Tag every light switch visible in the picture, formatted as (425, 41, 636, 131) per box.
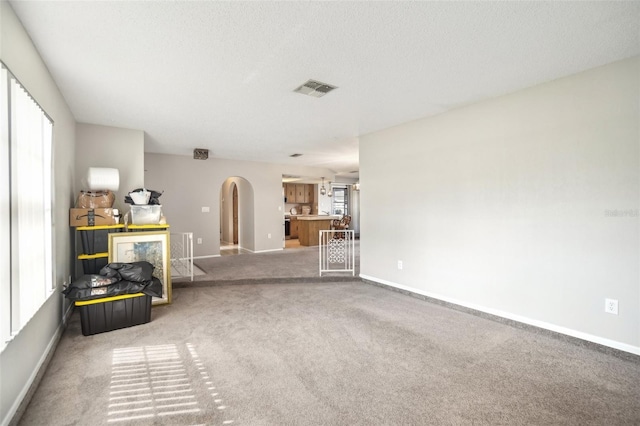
(201, 206, 210, 213)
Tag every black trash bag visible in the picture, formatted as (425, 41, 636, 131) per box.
(100, 261, 154, 283)
(61, 274, 119, 291)
(63, 261, 163, 302)
(144, 277, 163, 298)
(63, 279, 149, 301)
(124, 188, 163, 205)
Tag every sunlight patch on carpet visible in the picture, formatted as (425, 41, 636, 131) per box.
(108, 343, 233, 424)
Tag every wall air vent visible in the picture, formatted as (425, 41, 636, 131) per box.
(293, 79, 338, 98)
(193, 148, 209, 160)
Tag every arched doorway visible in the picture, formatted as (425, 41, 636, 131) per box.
(220, 177, 255, 253)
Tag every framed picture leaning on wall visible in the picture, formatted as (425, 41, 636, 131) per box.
(108, 231, 171, 305)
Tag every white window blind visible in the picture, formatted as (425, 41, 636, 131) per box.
(0, 67, 10, 349)
(1, 63, 54, 350)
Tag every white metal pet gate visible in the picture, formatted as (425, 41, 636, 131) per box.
(319, 230, 355, 276)
(170, 232, 194, 281)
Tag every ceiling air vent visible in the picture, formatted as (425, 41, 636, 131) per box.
(290, 153, 303, 157)
(294, 79, 338, 98)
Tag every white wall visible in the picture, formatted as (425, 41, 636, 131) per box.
(75, 123, 144, 212)
(350, 188, 360, 236)
(144, 153, 335, 256)
(361, 57, 640, 354)
(236, 178, 255, 250)
(0, 1, 77, 424)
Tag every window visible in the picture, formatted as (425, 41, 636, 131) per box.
(1, 62, 54, 351)
(331, 185, 348, 217)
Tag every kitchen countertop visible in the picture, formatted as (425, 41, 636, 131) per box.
(296, 215, 340, 221)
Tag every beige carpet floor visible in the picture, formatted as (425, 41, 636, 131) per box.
(17, 278, 640, 425)
(188, 240, 360, 284)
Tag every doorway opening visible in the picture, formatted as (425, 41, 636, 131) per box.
(220, 177, 255, 255)
(232, 184, 238, 244)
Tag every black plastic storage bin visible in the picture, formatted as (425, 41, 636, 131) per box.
(75, 293, 152, 336)
(78, 253, 109, 274)
(78, 225, 124, 255)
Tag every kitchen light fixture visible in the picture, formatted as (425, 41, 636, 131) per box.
(327, 181, 333, 198)
(320, 177, 327, 196)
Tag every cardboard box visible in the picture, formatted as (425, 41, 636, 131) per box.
(76, 190, 116, 208)
(70, 208, 115, 227)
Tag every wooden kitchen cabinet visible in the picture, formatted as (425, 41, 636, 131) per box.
(285, 184, 296, 203)
(290, 217, 299, 238)
(297, 217, 333, 246)
(284, 183, 314, 204)
(295, 184, 306, 203)
(305, 185, 314, 204)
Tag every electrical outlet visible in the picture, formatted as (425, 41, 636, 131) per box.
(197, 238, 203, 244)
(397, 260, 403, 270)
(605, 298, 618, 315)
(268, 233, 272, 239)
(201, 206, 210, 213)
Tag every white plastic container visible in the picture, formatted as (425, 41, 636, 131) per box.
(129, 189, 151, 205)
(130, 205, 162, 225)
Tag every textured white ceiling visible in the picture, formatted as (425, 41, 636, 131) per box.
(8, 1, 640, 176)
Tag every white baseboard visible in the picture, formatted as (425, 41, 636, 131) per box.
(250, 248, 284, 254)
(360, 274, 640, 356)
(193, 254, 220, 259)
